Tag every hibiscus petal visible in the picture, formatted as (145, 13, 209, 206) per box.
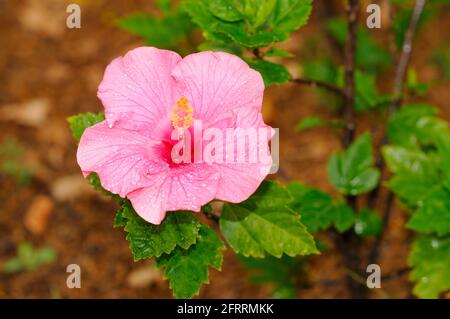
(171, 51, 264, 125)
(77, 121, 168, 197)
(212, 107, 273, 203)
(98, 47, 181, 137)
(128, 164, 220, 224)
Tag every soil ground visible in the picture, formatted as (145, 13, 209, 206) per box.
(0, 0, 448, 298)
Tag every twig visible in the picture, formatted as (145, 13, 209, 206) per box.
(342, 0, 358, 149)
(367, 0, 426, 266)
(291, 78, 346, 97)
(391, 0, 426, 113)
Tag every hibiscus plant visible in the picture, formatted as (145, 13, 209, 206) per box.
(68, 0, 450, 299)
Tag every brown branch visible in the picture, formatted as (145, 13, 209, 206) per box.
(337, 0, 364, 299)
(342, 0, 358, 149)
(291, 78, 345, 97)
(367, 0, 426, 266)
(391, 0, 426, 113)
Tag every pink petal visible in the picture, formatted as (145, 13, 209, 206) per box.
(212, 107, 273, 203)
(77, 121, 168, 197)
(98, 47, 182, 137)
(171, 51, 264, 126)
(127, 164, 220, 224)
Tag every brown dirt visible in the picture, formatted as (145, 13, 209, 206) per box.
(0, 0, 448, 298)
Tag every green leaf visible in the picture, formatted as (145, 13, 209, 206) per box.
(354, 208, 382, 237)
(249, 0, 277, 29)
(3, 242, 56, 274)
(387, 175, 436, 208)
(287, 183, 335, 233)
(239, 254, 302, 299)
(295, 116, 325, 131)
(118, 11, 195, 49)
(248, 59, 290, 86)
(118, 201, 201, 260)
(67, 112, 104, 142)
(269, 0, 312, 35)
(407, 185, 450, 236)
(184, 0, 311, 48)
(354, 71, 379, 111)
(327, 133, 380, 195)
(409, 236, 450, 298)
(209, 0, 243, 22)
(265, 47, 294, 58)
(220, 180, 317, 258)
(287, 182, 355, 233)
(382, 145, 438, 177)
(355, 29, 391, 73)
(334, 202, 357, 233)
(387, 104, 448, 148)
(157, 225, 225, 299)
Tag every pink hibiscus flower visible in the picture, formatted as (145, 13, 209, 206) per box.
(77, 47, 272, 224)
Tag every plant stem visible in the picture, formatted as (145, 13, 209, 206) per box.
(338, 0, 364, 299)
(367, 0, 426, 267)
(391, 0, 426, 113)
(291, 78, 345, 97)
(342, 0, 358, 148)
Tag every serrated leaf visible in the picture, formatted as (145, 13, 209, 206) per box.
(287, 183, 335, 233)
(247, 0, 277, 29)
(270, 0, 312, 35)
(220, 180, 317, 258)
(118, 201, 201, 260)
(67, 112, 104, 142)
(209, 0, 243, 22)
(184, 0, 311, 48)
(387, 175, 436, 208)
(157, 225, 224, 299)
(387, 104, 447, 148)
(287, 182, 356, 233)
(409, 236, 450, 298)
(382, 145, 439, 177)
(407, 185, 450, 236)
(354, 208, 382, 237)
(327, 133, 380, 195)
(248, 59, 290, 86)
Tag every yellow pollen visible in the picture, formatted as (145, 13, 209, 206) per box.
(170, 97, 193, 129)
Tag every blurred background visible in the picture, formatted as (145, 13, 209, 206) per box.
(0, 0, 449, 298)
